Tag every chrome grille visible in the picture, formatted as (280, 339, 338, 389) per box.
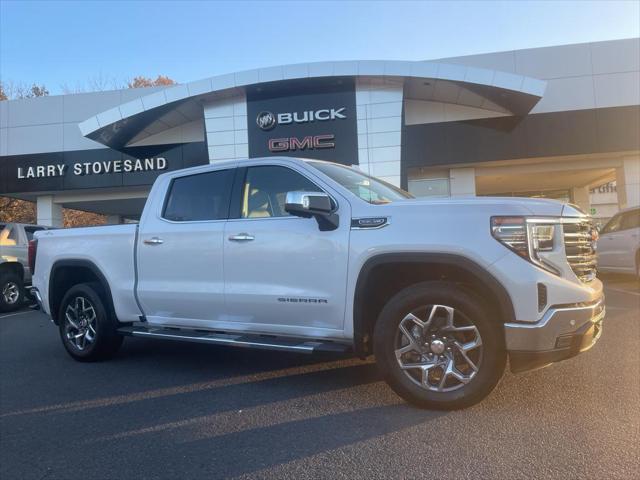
(563, 219, 597, 282)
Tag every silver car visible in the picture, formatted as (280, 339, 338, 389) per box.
(596, 207, 640, 278)
(0, 223, 51, 312)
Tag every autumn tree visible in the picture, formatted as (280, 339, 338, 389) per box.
(127, 75, 176, 89)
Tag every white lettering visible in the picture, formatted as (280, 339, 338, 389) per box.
(56, 164, 65, 176)
(17, 167, 25, 179)
(74, 163, 82, 175)
(278, 112, 292, 124)
(157, 157, 167, 170)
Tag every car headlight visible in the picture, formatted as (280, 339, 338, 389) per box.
(491, 217, 560, 274)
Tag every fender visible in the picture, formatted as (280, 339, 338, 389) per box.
(353, 252, 516, 356)
(49, 259, 116, 324)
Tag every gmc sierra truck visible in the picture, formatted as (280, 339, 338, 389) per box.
(30, 157, 604, 409)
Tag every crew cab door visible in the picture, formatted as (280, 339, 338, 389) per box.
(223, 164, 350, 335)
(136, 167, 235, 327)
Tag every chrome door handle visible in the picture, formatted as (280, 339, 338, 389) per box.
(228, 233, 255, 242)
(143, 237, 164, 245)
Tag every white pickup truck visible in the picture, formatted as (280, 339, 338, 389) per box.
(31, 157, 605, 409)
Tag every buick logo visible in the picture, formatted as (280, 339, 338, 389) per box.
(256, 111, 276, 131)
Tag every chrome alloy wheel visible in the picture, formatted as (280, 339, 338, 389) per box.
(64, 296, 98, 351)
(2, 282, 20, 305)
(395, 304, 483, 392)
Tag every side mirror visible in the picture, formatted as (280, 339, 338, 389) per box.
(285, 191, 339, 231)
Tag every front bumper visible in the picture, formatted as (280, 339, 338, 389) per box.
(504, 296, 605, 373)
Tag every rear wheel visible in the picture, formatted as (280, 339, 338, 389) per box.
(0, 272, 24, 313)
(374, 281, 506, 410)
(58, 283, 123, 361)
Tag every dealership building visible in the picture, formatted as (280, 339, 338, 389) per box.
(1, 37, 638, 226)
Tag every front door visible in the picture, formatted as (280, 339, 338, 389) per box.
(136, 167, 235, 327)
(223, 164, 351, 337)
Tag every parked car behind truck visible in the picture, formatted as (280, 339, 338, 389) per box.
(596, 206, 640, 278)
(30, 157, 605, 409)
(0, 223, 51, 312)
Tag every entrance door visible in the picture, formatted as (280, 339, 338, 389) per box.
(223, 164, 350, 336)
(136, 167, 235, 327)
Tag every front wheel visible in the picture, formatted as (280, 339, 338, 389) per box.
(58, 283, 123, 361)
(374, 281, 506, 410)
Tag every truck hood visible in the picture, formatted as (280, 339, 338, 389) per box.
(386, 196, 585, 217)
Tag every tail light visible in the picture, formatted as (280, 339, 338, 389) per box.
(28, 239, 38, 274)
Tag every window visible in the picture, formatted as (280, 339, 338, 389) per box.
(163, 169, 234, 221)
(601, 214, 623, 234)
(408, 178, 450, 198)
(241, 166, 322, 218)
(308, 162, 412, 204)
(620, 209, 640, 231)
(24, 227, 46, 241)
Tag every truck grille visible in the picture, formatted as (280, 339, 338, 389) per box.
(563, 219, 597, 282)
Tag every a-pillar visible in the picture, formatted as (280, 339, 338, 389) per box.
(36, 195, 63, 227)
(616, 155, 640, 209)
(449, 168, 476, 196)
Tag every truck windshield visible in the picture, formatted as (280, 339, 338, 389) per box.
(308, 161, 413, 205)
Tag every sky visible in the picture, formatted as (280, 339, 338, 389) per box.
(1, 0, 639, 95)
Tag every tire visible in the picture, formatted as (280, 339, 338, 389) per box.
(373, 281, 506, 410)
(0, 271, 24, 313)
(58, 282, 123, 361)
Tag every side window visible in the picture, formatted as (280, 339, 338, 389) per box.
(24, 227, 45, 241)
(601, 214, 622, 234)
(163, 169, 234, 221)
(241, 166, 323, 219)
(620, 210, 640, 231)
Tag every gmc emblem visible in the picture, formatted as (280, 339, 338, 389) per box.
(268, 134, 335, 152)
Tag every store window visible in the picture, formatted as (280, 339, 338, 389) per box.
(408, 178, 450, 198)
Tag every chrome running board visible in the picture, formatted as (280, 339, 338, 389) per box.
(117, 325, 352, 354)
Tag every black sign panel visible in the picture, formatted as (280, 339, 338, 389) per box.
(247, 77, 358, 165)
(0, 142, 208, 194)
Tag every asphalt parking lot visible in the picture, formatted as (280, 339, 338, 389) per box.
(1, 276, 638, 480)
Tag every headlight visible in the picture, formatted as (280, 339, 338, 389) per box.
(491, 217, 560, 274)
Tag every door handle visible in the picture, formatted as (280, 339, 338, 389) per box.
(143, 237, 164, 245)
(228, 233, 255, 242)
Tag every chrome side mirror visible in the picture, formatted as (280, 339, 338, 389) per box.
(285, 191, 338, 231)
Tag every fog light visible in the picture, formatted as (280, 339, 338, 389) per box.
(555, 335, 573, 349)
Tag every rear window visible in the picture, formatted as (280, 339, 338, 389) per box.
(163, 169, 235, 222)
(24, 226, 46, 241)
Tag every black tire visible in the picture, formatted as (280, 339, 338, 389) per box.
(0, 271, 24, 313)
(58, 282, 123, 361)
(373, 281, 506, 410)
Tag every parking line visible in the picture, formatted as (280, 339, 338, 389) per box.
(0, 310, 33, 319)
(605, 287, 640, 297)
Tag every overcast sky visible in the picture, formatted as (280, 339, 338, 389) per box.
(1, 0, 639, 95)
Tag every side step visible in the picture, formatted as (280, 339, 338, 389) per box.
(117, 325, 352, 354)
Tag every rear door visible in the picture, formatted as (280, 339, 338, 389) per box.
(136, 167, 236, 328)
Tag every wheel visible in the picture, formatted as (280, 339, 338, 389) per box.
(58, 283, 123, 361)
(373, 281, 506, 410)
(0, 271, 24, 313)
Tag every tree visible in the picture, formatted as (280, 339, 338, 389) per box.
(127, 75, 176, 89)
(0, 196, 107, 227)
(0, 81, 49, 99)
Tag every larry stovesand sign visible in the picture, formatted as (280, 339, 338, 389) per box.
(17, 157, 167, 179)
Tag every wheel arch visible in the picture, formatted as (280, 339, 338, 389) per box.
(0, 261, 25, 281)
(49, 259, 116, 325)
(353, 253, 515, 357)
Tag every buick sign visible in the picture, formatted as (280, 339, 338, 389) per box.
(256, 108, 347, 130)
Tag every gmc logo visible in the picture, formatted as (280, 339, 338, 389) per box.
(268, 135, 336, 152)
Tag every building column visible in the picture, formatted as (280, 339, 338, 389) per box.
(204, 94, 248, 163)
(36, 195, 63, 227)
(449, 168, 476, 196)
(106, 215, 122, 225)
(356, 78, 403, 187)
(616, 155, 640, 209)
(570, 186, 591, 213)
